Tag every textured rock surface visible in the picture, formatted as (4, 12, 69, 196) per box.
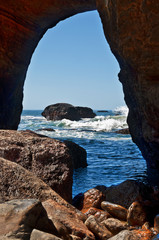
(0, 0, 159, 178)
(30, 229, 62, 240)
(127, 201, 147, 226)
(96, 0, 159, 180)
(42, 103, 96, 121)
(101, 201, 127, 221)
(42, 199, 95, 240)
(0, 130, 73, 202)
(0, 199, 58, 239)
(0, 157, 86, 224)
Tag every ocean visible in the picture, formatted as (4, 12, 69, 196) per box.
(18, 106, 147, 197)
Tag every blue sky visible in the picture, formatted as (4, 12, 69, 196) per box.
(23, 10, 125, 110)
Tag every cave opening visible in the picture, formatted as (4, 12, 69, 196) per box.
(19, 10, 146, 195)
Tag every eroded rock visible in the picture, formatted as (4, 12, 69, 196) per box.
(127, 201, 147, 227)
(30, 229, 62, 240)
(102, 218, 128, 235)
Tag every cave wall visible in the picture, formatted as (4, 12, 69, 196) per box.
(0, 0, 159, 179)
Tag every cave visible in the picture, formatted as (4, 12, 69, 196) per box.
(0, 0, 159, 183)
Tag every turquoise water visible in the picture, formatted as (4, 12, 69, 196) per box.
(19, 107, 147, 197)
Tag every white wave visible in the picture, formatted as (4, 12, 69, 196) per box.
(114, 106, 128, 116)
(54, 115, 128, 132)
(21, 115, 45, 120)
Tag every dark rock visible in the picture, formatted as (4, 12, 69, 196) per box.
(37, 128, 55, 132)
(97, 110, 108, 113)
(154, 215, 159, 234)
(42, 103, 96, 121)
(0, 130, 73, 202)
(103, 180, 151, 209)
(101, 201, 127, 221)
(64, 140, 87, 169)
(115, 128, 130, 134)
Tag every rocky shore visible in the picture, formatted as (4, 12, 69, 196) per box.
(0, 130, 159, 239)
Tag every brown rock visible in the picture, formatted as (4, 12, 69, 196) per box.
(42, 199, 95, 240)
(102, 218, 128, 235)
(0, 130, 73, 202)
(101, 201, 127, 221)
(84, 207, 111, 222)
(85, 215, 113, 240)
(42, 103, 96, 121)
(133, 229, 154, 240)
(127, 201, 147, 226)
(30, 229, 62, 240)
(154, 215, 159, 233)
(73, 188, 105, 213)
(0, 157, 86, 223)
(0, 199, 57, 239)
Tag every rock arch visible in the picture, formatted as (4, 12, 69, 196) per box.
(0, 0, 159, 180)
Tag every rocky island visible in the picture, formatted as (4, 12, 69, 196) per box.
(42, 103, 96, 121)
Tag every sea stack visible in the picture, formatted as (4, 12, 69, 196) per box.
(42, 103, 96, 121)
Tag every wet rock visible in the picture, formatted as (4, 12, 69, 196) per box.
(73, 188, 105, 213)
(0, 130, 73, 202)
(133, 229, 154, 240)
(85, 215, 113, 240)
(101, 201, 127, 221)
(154, 215, 159, 233)
(127, 201, 147, 226)
(102, 218, 128, 235)
(0, 199, 57, 239)
(30, 229, 62, 240)
(64, 140, 87, 169)
(103, 180, 151, 209)
(0, 157, 85, 223)
(84, 207, 111, 222)
(42, 103, 96, 121)
(115, 128, 130, 134)
(42, 199, 95, 240)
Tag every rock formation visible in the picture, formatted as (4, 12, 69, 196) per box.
(0, 1, 159, 180)
(42, 103, 96, 121)
(0, 130, 87, 202)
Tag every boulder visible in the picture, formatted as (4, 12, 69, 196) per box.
(108, 230, 139, 240)
(127, 201, 147, 226)
(41, 103, 96, 121)
(102, 218, 128, 235)
(73, 188, 105, 213)
(64, 140, 87, 169)
(100, 180, 151, 209)
(0, 130, 73, 202)
(0, 157, 86, 223)
(0, 199, 58, 239)
(30, 229, 62, 240)
(85, 215, 113, 239)
(84, 207, 111, 222)
(101, 201, 127, 221)
(42, 199, 95, 240)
